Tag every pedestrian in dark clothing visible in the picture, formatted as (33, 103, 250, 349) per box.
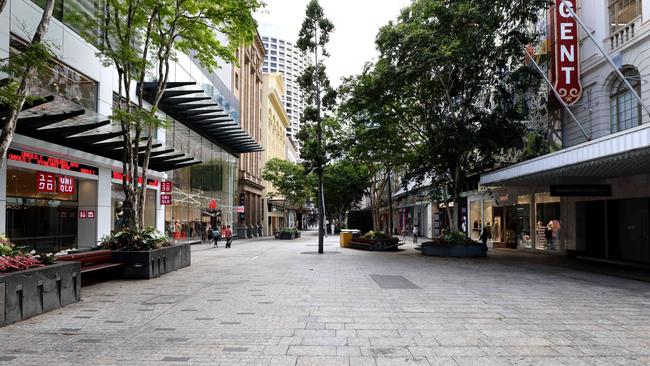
(479, 227, 491, 245)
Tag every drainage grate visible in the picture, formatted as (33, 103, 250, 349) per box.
(162, 357, 190, 362)
(369, 275, 421, 289)
(0, 356, 16, 361)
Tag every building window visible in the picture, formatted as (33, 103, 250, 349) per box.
(609, 0, 642, 33)
(610, 68, 641, 133)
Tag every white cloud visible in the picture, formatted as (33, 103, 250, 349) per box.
(255, 0, 410, 87)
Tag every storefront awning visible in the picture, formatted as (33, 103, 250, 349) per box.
(0, 80, 202, 172)
(140, 82, 263, 156)
(480, 125, 650, 186)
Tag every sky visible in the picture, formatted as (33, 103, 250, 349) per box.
(255, 0, 411, 87)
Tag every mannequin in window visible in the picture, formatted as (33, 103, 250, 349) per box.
(114, 202, 124, 230)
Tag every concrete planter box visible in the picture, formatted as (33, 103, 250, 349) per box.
(421, 241, 488, 257)
(1, 262, 81, 327)
(349, 237, 400, 251)
(111, 243, 191, 279)
(275, 232, 297, 240)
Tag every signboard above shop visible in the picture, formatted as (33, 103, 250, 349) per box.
(550, 0, 582, 105)
(8, 149, 98, 175)
(550, 185, 612, 197)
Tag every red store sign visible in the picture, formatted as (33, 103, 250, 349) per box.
(57, 175, 75, 194)
(8, 149, 98, 175)
(161, 181, 173, 193)
(160, 194, 172, 205)
(36, 172, 56, 193)
(551, 0, 582, 105)
(112, 171, 159, 188)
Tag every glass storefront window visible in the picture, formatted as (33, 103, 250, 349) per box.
(483, 200, 493, 242)
(5, 167, 79, 252)
(469, 200, 481, 240)
(164, 121, 237, 242)
(516, 195, 532, 249)
(535, 193, 561, 251)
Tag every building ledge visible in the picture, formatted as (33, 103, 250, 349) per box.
(480, 124, 650, 186)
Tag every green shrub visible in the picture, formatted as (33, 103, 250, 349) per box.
(279, 227, 298, 234)
(101, 227, 169, 251)
(363, 230, 388, 239)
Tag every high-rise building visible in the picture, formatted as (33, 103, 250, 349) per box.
(260, 34, 310, 154)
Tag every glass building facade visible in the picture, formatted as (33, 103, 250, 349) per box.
(163, 122, 237, 242)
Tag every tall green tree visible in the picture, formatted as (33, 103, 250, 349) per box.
(76, 0, 261, 229)
(0, 0, 56, 169)
(374, 0, 547, 232)
(338, 64, 410, 234)
(262, 158, 314, 227)
(296, 0, 335, 253)
(323, 159, 370, 229)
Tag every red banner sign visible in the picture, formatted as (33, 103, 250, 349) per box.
(161, 181, 173, 193)
(57, 175, 75, 194)
(160, 194, 172, 205)
(36, 172, 56, 193)
(209, 198, 218, 210)
(112, 171, 159, 188)
(8, 149, 97, 175)
(552, 0, 582, 105)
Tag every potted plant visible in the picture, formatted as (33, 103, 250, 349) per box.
(349, 231, 400, 251)
(1, 235, 80, 327)
(102, 227, 191, 279)
(275, 227, 299, 240)
(420, 232, 488, 257)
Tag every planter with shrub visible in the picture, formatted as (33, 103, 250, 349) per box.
(1, 235, 80, 327)
(421, 232, 487, 257)
(102, 227, 191, 279)
(274, 227, 299, 240)
(349, 231, 401, 251)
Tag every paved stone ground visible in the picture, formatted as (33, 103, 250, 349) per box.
(2, 232, 650, 366)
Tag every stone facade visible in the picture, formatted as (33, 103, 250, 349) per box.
(233, 33, 266, 238)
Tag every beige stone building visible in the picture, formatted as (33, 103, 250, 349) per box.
(232, 33, 265, 238)
(261, 73, 290, 235)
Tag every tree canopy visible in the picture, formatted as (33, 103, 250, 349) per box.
(365, 0, 548, 231)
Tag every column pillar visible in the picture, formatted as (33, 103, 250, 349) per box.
(96, 167, 112, 243)
(0, 161, 6, 235)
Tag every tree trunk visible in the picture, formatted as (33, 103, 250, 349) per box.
(387, 165, 393, 236)
(0, 0, 55, 169)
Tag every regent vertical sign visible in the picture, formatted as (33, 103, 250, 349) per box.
(552, 0, 582, 105)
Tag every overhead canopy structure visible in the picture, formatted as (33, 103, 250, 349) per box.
(0, 79, 201, 172)
(140, 82, 263, 156)
(480, 125, 650, 186)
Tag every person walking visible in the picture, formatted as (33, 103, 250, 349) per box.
(224, 225, 233, 248)
(412, 225, 419, 244)
(480, 226, 491, 246)
(206, 223, 213, 246)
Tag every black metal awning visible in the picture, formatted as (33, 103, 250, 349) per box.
(0, 79, 201, 172)
(140, 81, 263, 156)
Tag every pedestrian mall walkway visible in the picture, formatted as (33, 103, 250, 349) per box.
(2, 232, 650, 365)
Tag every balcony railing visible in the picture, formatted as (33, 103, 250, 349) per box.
(608, 16, 642, 51)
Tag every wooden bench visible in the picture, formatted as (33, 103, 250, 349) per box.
(56, 250, 124, 274)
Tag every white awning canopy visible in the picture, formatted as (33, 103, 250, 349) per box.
(480, 124, 650, 187)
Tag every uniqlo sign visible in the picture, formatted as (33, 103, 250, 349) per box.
(79, 210, 87, 219)
(57, 175, 75, 194)
(551, 0, 582, 105)
(161, 181, 173, 193)
(36, 172, 56, 193)
(160, 194, 172, 205)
